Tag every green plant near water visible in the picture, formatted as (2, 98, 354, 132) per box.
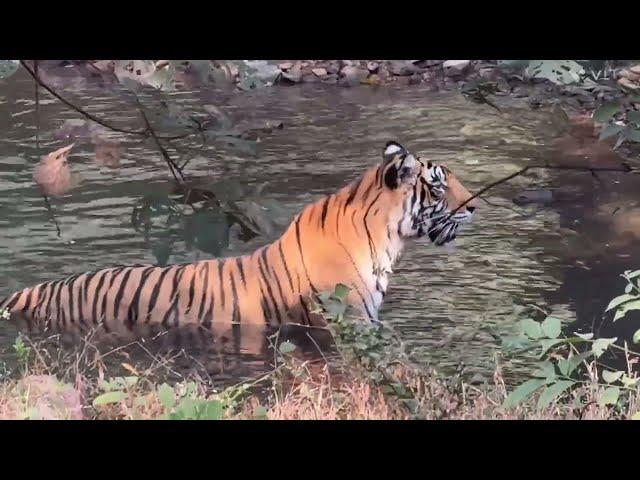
(500, 270, 640, 418)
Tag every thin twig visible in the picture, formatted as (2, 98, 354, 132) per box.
(20, 60, 147, 136)
(134, 95, 185, 183)
(447, 163, 633, 218)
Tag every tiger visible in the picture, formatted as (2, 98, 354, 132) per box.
(0, 140, 478, 343)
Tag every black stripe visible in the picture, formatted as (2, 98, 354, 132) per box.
(161, 267, 185, 328)
(264, 249, 288, 315)
(34, 282, 53, 324)
(258, 249, 282, 324)
(235, 257, 246, 287)
(21, 288, 35, 316)
(197, 263, 211, 325)
(67, 274, 84, 329)
(299, 295, 312, 325)
(186, 267, 196, 314)
(3, 292, 20, 312)
(363, 191, 383, 268)
(319, 196, 330, 230)
(229, 267, 241, 325)
(343, 177, 363, 212)
(217, 261, 225, 308)
(52, 280, 65, 328)
(101, 267, 126, 326)
(259, 283, 272, 324)
(89, 272, 108, 325)
(294, 218, 317, 293)
(146, 266, 172, 323)
(126, 267, 155, 330)
(278, 241, 295, 294)
(113, 267, 135, 321)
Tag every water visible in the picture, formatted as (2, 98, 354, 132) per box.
(1, 66, 639, 385)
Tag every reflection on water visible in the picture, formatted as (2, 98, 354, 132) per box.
(1, 66, 639, 385)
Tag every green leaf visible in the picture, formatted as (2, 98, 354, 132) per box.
(537, 380, 575, 410)
(599, 123, 624, 141)
(541, 316, 562, 338)
(602, 370, 624, 384)
(613, 300, 640, 322)
(628, 111, 640, 127)
(593, 102, 620, 123)
(598, 387, 620, 407)
(334, 284, 350, 302)
(592, 337, 617, 357)
(254, 406, 268, 419)
(621, 374, 638, 387)
(0, 60, 20, 80)
(607, 294, 639, 312)
(93, 391, 127, 406)
(558, 352, 591, 376)
(503, 378, 550, 409)
(278, 341, 296, 354)
(522, 319, 543, 339)
(575, 332, 594, 340)
(157, 383, 176, 410)
(633, 329, 640, 344)
(624, 270, 640, 280)
(533, 361, 557, 380)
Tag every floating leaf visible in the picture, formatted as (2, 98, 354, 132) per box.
(278, 341, 296, 354)
(634, 329, 640, 344)
(537, 380, 575, 410)
(0, 60, 19, 79)
(503, 378, 550, 409)
(602, 370, 624, 384)
(592, 337, 617, 358)
(593, 102, 620, 123)
(541, 316, 561, 338)
(93, 391, 127, 406)
(598, 387, 620, 407)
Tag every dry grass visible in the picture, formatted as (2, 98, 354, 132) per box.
(0, 330, 638, 420)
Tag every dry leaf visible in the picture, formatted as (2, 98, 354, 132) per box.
(94, 140, 121, 169)
(33, 144, 76, 196)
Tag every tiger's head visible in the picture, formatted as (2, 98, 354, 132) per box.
(381, 140, 478, 246)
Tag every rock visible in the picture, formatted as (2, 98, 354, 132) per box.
(339, 66, 368, 86)
(301, 74, 319, 83)
(280, 63, 302, 84)
(388, 60, 418, 76)
(321, 74, 338, 85)
(414, 60, 443, 69)
(363, 74, 381, 86)
(478, 67, 498, 81)
(630, 65, 640, 75)
(409, 74, 423, 85)
(618, 77, 640, 92)
(326, 62, 340, 74)
(443, 60, 471, 77)
(311, 67, 327, 77)
(366, 61, 379, 73)
(278, 62, 293, 71)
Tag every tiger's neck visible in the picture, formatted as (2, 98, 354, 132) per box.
(274, 170, 405, 320)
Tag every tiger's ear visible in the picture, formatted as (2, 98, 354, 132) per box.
(383, 153, 420, 190)
(382, 141, 407, 163)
